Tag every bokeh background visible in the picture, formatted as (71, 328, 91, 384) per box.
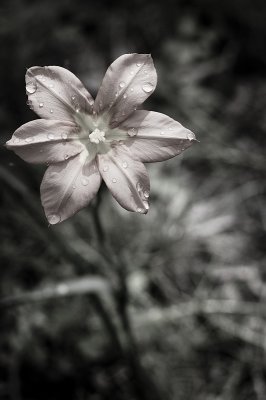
(1, 0, 266, 399)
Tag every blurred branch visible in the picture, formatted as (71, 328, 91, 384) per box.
(0, 276, 110, 308)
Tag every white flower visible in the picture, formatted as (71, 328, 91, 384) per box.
(6, 54, 196, 224)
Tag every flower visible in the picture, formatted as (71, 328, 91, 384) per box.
(6, 54, 196, 224)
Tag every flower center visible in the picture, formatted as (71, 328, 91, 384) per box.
(89, 128, 106, 144)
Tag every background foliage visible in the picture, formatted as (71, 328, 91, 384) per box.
(1, 0, 266, 399)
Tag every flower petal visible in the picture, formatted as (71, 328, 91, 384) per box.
(119, 110, 196, 162)
(6, 119, 84, 164)
(97, 146, 150, 214)
(94, 54, 157, 127)
(41, 151, 101, 224)
(26, 66, 94, 121)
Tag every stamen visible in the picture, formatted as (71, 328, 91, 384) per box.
(89, 128, 106, 144)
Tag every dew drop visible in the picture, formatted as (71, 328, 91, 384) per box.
(47, 133, 54, 140)
(25, 137, 33, 143)
(119, 81, 126, 88)
(143, 200, 149, 210)
(72, 185, 76, 189)
(168, 127, 173, 131)
(144, 70, 148, 74)
(187, 132, 195, 141)
(48, 214, 61, 224)
(130, 88, 134, 92)
(123, 94, 127, 99)
(136, 63, 142, 67)
(50, 109, 54, 114)
(112, 178, 117, 183)
(75, 105, 81, 113)
(71, 95, 76, 101)
(144, 191, 149, 198)
(127, 127, 138, 137)
(39, 102, 44, 108)
(115, 92, 119, 97)
(142, 83, 153, 93)
(160, 131, 165, 135)
(26, 81, 37, 94)
(61, 133, 68, 140)
(130, 71, 134, 75)
(49, 83, 54, 88)
(88, 99, 94, 106)
(81, 177, 89, 186)
(64, 154, 69, 160)
(122, 161, 128, 168)
(103, 166, 109, 172)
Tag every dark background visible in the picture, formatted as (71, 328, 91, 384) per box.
(1, 0, 266, 399)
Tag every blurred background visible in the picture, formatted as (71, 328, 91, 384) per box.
(1, 0, 266, 399)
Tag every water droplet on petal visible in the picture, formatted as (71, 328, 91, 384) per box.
(160, 131, 165, 135)
(48, 214, 61, 224)
(187, 132, 195, 141)
(50, 109, 53, 114)
(112, 178, 117, 183)
(122, 161, 128, 168)
(144, 191, 149, 198)
(103, 165, 109, 172)
(142, 83, 153, 93)
(119, 81, 125, 88)
(47, 133, 54, 140)
(130, 88, 134, 92)
(61, 133, 68, 140)
(49, 83, 54, 88)
(123, 94, 127, 99)
(71, 95, 76, 101)
(25, 137, 34, 143)
(39, 102, 44, 108)
(143, 200, 149, 210)
(72, 185, 76, 189)
(64, 154, 69, 160)
(127, 127, 138, 137)
(26, 81, 37, 94)
(136, 63, 142, 67)
(81, 177, 89, 186)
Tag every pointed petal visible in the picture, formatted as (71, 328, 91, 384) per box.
(41, 151, 101, 224)
(26, 66, 94, 121)
(97, 146, 150, 214)
(94, 54, 157, 127)
(119, 111, 196, 162)
(6, 119, 84, 164)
